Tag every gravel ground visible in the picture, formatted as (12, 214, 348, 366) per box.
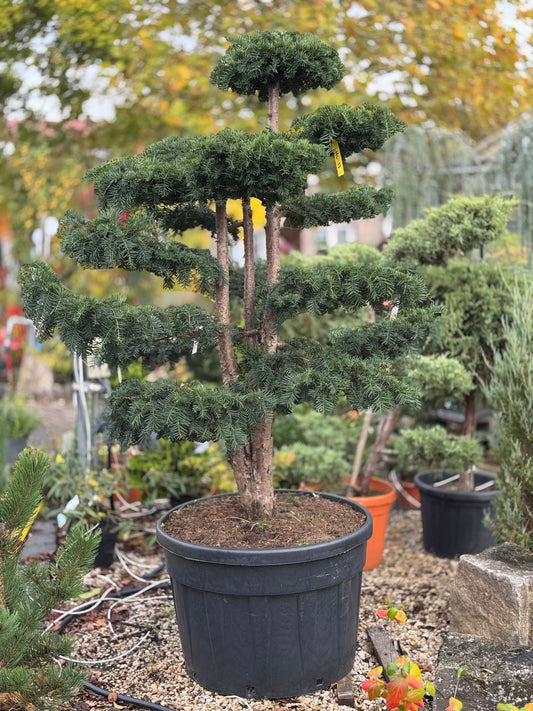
(60, 506, 457, 711)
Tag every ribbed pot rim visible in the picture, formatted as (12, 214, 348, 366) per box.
(414, 470, 498, 503)
(348, 477, 397, 506)
(157, 489, 373, 566)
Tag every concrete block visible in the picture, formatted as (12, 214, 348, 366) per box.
(449, 543, 533, 646)
(17, 352, 54, 398)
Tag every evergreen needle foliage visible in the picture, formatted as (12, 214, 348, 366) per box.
(486, 279, 533, 550)
(385, 194, 514, 268)
(383, 195, 516, 431)
(209, 30, 345, 101)
(0, 449, 100, 711)
(381, 194, 518, 491)
(20, 30, 436, 518)
(395, 426, 483, 477)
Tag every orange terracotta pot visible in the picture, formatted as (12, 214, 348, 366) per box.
(348, 478, 396, 570)
(112, 486, 143, 513)
(396, 479, 421, 509)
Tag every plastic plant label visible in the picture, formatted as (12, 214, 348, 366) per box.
(332, 139, 344, 176)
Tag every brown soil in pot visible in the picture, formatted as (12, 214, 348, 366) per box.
(162, 492, 367, 549)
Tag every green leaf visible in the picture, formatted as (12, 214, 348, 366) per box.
(75, 587, 102, 601)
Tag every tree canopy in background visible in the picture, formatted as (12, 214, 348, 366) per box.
(2, 0, 531, 137)
(1, 0, 532, 252)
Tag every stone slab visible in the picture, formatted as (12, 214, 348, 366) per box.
(433, 633, 533, 711)
(449, 543, 533, 646)
(336, 675, 354, 707)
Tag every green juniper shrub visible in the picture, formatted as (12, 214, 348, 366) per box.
(126, 439, 234, 502)
(404, 355, 474, 422)
(484, 277, 533, 550)
(274, 442, 351, 491)
(393, 425, 484, 483)
(377, 194, 516, 491)
(383, 195, 516, 441)
(273, 408, 363, 490)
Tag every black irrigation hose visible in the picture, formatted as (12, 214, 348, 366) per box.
(143, 563, 165, 579)
(83, 680, 176, 711)
(58, 580, 176, 711)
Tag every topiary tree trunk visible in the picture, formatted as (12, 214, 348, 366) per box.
(20, 30, 435, 519)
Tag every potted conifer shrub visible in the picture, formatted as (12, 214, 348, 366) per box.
(383, 195, 515, 557)
(345, 354, 475, 565)
(395, 425, 499, 557)
(386, 354, 475, 508)
(20, 30, 436, 699)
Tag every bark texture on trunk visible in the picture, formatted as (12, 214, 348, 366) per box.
(229, 419, 274, 519)
(215, 203, 239, 385)
(220, 83, 282, 519)
(268, 82, 280, 132)
(458, 390, 477, 490)
(462, 390, 477, 437)
(242, 198, 255, 335)
(261, 204, 282, 354)
(215, 200, 275, 518)
(261, 82, 282, 356)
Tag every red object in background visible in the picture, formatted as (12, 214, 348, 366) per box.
(0, 306, 27, 383)
(6, 305, 23, 319)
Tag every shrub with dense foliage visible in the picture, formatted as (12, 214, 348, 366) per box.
(20, 31, 435, 519)
(486, 278, 533, 550)
(0, 449, 99, 710)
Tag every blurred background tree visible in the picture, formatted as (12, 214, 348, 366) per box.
(1, 0, 532, 261)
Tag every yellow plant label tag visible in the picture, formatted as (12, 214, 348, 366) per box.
(18, 501, 44, 542)
(332, 139, 344, 176)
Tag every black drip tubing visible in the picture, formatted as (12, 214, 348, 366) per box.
(58, 580, 178, 711)
(83, 680, 176, 711)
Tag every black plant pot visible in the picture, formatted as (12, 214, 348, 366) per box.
(169, 493, 196, 509)
(7, 436, 28, 464)
(414, 471, 498, 559)
(156, 491, 372, 699)
(93, 528, 118, 568)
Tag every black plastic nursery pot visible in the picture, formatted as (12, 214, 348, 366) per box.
(156, 490, 372, 699)
(93, 528, 118, 568)
(7, 436, 28, 464)
(414, 471, 498, 559)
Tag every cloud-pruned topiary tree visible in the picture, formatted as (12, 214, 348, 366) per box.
(384, 194, 516, 489)
(20, 31, 435, 519)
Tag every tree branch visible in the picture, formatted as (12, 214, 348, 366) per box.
(242, 197, 255, 336)
(215, 202, 239, 383)
(268, 81, 280, 132)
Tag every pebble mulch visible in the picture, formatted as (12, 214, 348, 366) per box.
(63, 507, 457, 711)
